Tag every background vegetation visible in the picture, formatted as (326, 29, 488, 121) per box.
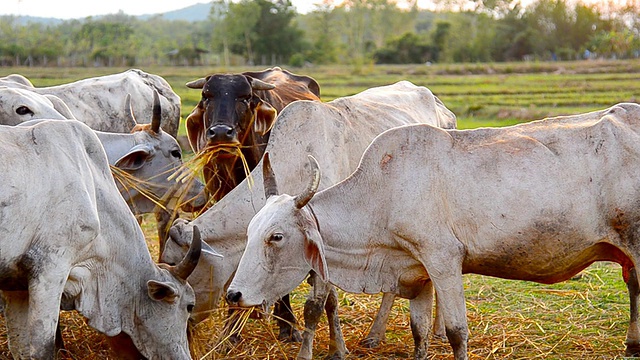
(0, 0, 639, 68)
(0, 61, 638, 358)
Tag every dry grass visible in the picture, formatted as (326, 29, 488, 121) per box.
(176, 143, 254, 211)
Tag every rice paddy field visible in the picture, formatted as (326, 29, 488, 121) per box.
(1, 60, 640, 359)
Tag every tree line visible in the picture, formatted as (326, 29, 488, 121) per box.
(0, 0, 638, 67)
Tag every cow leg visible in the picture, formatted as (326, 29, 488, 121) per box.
(28, 279, 64, 359)
(3, 291, 31, 358)
(297, 275, 327, 360)
(156, 209, 176, 259)
(423, 242, 468, 360)
(626, 266, 640, 356)
(324, 285, 347, 359)
(297, 274, 346, 360)
(274, 294, 302, 342)
(361, 292, 395, 348)
(410, 282, 434, 360)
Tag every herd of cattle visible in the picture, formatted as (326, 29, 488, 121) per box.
(0, 66, 638, 360)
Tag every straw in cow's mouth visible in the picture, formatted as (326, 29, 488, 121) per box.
(172, 143, 254, 210)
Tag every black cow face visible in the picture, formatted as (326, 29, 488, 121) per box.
(185, 74, 277, 154)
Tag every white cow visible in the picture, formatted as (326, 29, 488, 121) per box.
(0, 69, 181, 136)
(18, 91, 206, 245)
(227, 103, 640, 360)
(162, 81, 456, 358)
(0, 86, 76, 125)
(0, 119, 203, 359)
(0, 74, 34, 87)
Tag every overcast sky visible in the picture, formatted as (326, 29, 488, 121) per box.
(0, 0, 320, 19)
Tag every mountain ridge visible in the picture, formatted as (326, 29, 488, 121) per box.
(3, 2, 214, 25)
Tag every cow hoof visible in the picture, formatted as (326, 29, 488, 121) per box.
(360, 337, 380, 348)
(432, 333, 447, 341)
(324, 353, 345, 360)
(278, 328, 302, 343)
(626, 343, 640, 357)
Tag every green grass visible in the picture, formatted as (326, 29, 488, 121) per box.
(10, 60, 638, 134)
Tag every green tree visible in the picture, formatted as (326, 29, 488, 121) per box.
(431, 20, 451, 62)
(252, 0, 306, 65)
(302, 3, 341, 64)
(373, 31, 435, 63)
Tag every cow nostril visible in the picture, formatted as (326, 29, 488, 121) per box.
(207, 125, 235, 141)
(226, 290, 242, 305)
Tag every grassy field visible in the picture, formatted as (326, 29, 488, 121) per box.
(0, 61, 639, 359)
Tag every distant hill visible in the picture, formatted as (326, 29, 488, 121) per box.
(138, 2, 213, 22)
(3, 2, 214, 24)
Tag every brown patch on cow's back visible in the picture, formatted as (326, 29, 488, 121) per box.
(380, 153, 393, 171)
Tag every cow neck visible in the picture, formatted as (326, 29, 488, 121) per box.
(310, 185, 391, 295)
(194, 164, 266, 265)
(74, 191, 160, 337)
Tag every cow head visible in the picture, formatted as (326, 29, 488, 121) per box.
(185, 73, 277, 156)
(113, 91, 207, 215)
(126, 226, 206, 359)
(226, 153, 327, 308)
(0, 86, 76, 126)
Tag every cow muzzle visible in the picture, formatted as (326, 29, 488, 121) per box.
(206, 124, 238, 145)
(226, 290, 242, 305)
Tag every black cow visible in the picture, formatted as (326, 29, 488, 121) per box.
(182, 66, 320, 343)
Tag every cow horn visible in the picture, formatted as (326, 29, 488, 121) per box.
(124, 93, 137, 124)
(186, 78, 207, 89)
(294, 155, 320, 209)
(248, 77, 276, 91)
(171, 225, 202, 280)
(151, 89, 161, 134)
(262, 152, 278, 198)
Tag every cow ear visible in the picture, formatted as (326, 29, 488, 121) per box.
(147, 280, 178, 303)
(185, 107, 204, 152)
(44, 94, 76, 120)
(115, 145, 152, 171)
(254, 101, 277, 136)
(303, 226, 329, 282)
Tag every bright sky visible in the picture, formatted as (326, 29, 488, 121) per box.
(0, 0, 320, 19)
(0, 0, 627, 19)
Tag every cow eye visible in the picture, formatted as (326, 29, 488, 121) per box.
(16, 106, 34, 116)
(170, 149, 182, 159)
(187, 304, 194, 313)
(270, 233, 284, 242)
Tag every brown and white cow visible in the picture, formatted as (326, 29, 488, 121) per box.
(163, 81, 457, 358)
(0, 119, 205, 359)
(182, 66, 320, 340)
(184, 66, 321, 202)
(227, 103, 640, 359)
